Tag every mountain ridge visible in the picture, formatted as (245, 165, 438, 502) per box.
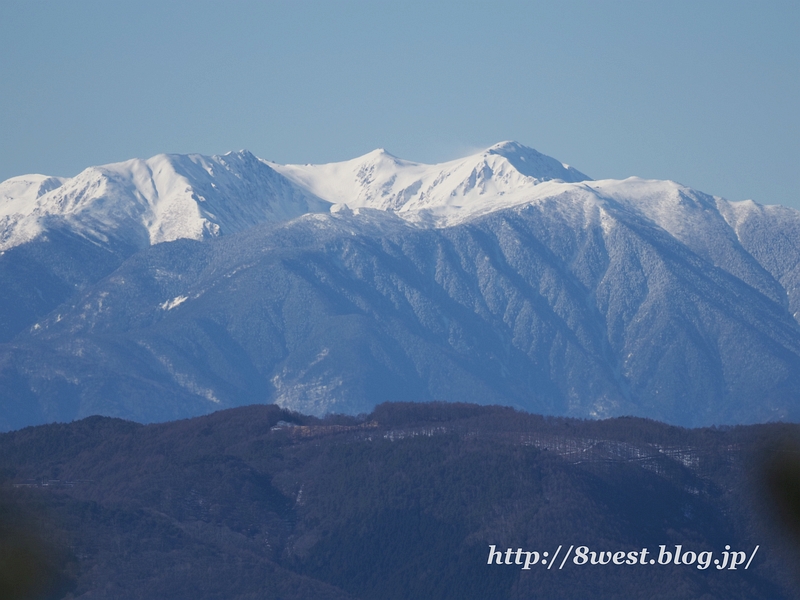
(1, 142, 800, 430)
(0, 150, 331, 251)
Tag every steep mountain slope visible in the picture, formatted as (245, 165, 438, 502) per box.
(1, 142, 799, 430)
(4, 195, 800, 429)
(0, 151, 330, 341)
(717, 200, 800, 320)
(0, 150, 329, 250)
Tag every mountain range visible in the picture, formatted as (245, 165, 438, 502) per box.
(1, 142, 800, 430)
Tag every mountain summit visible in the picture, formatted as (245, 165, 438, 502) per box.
(1, 143, 800, 430)
(0, 142, 592, 252)
(485, 140, 589, 182)
(0, 150, 330, 251)
(271, 141, 591, 223)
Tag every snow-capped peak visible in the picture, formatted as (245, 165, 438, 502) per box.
(485, 141, 589, 183)
(0, 142, 599, 249)
(271, 141, 592, 223)
(0, 151, 330, 251)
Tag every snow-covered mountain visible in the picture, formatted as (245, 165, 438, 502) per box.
(271, 141, 589, 223)
(0, 150, 330, 251)
(1, 142, 800, 430)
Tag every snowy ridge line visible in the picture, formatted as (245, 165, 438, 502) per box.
(270, 141, 590, 225)
(0, 150, 331, 251)
(4, 140, 800, 334)
(2, 139, 797, 255)
(0, 141, 594, 251)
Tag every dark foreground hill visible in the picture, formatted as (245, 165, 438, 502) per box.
(1, 402, 798, 599)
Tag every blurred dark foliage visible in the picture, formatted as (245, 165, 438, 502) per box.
(0, 491, 76, 599)
(0, 402, 798, 599)
(762, 441, 800, 575)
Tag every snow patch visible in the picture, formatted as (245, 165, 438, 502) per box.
(160, 295, 188, 310)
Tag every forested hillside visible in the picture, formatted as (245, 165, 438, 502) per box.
(1, 403, 798, 599)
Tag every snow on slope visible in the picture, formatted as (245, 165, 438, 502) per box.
(271, 141, 590, 224)
(0, 150, 330, 251)
(3, 141, 798, 318)
(273, 144, 798, 313)
(5, 141, 800, 427)
(717, 199, 800, 318)
(0, 174, 67, 248)
(581, 177, 790, 307)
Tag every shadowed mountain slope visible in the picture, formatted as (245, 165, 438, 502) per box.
(1, 143, 800, 429)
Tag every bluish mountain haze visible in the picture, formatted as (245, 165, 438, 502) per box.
(1, 143, 799, 430)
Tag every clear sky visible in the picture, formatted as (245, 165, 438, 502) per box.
(1, 0, 798, 208)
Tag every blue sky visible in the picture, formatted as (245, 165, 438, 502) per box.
(1, 0, 798, 208)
